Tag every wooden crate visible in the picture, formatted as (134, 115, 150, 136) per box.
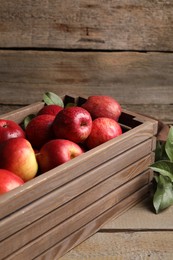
(0, 95, 158, 259)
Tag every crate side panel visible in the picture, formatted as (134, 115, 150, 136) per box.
(0, 154, 154, 257)
(0, 138, 154, 241)
(0, 121, 156, 219)
(5, 171, 151, 259)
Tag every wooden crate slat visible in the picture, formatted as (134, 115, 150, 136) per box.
(0, 154, 154, 257)
(0, 102, 44, 122)
(5, 170, 151, 260)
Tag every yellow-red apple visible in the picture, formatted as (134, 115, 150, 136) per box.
(0, 137, 38, 182)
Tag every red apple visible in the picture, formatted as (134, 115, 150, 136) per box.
(86, 117, 122, 149)
(0, 137, 38, 182)
(0, 169, 24, 195)
(37, 104, 63, 116)
(0, 119, 25, 144)
(53, 107, 92, 143)
(25, 114, 55, 149)
(81, 95, 122, 121)
(37, 139, 84, 173)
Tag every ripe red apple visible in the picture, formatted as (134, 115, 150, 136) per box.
(81, 95, 122, 121)
(86, 117, 122, 149)
(53, 107, 92, 143)
(37, 139, 84, 173)
(0, 169, 24, 195)
(0, 119, 25, 144)
(25, 114, 55, 149)
(0, 137, 38, 182)
(37, 104, 63, 116)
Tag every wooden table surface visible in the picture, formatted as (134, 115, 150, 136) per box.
(60, 197, 173, 259)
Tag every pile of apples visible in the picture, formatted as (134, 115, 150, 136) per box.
(0, 93, 122, 195)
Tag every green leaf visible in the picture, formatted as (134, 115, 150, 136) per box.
(153, 175, 173, 213)
(43, 92, 64, 107)
(165, 126, 173, 162)
(155, 141, 168, 161)
(23, 114, 35, 129)
(150, 125, 173, 213)
(154, 175, 159, 183)
(150, 160, 173, 182)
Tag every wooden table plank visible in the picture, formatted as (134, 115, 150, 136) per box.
(60, 231, 173, 259)
(60, 199, 173, 259)
(0, 1, 173, 50)
(0, 51, 173, 106)
(103, 198, 173, 230)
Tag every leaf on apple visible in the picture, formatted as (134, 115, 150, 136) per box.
(43, 92, 64, 107)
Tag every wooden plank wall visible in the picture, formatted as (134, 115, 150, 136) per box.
(0, 0, 172, 123)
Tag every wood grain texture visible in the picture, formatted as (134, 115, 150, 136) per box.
(5, 175, 151, 260)
(0, 1, 173, 50)
(103, 197, 173, 230)
(0, 139, 154, 240)
(0, 156, 153, 258)
(0, 51, 172, 106)
(60, 231, 173, 260)
(59, 198, 173, 260)
(36, 185, 151, 260)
